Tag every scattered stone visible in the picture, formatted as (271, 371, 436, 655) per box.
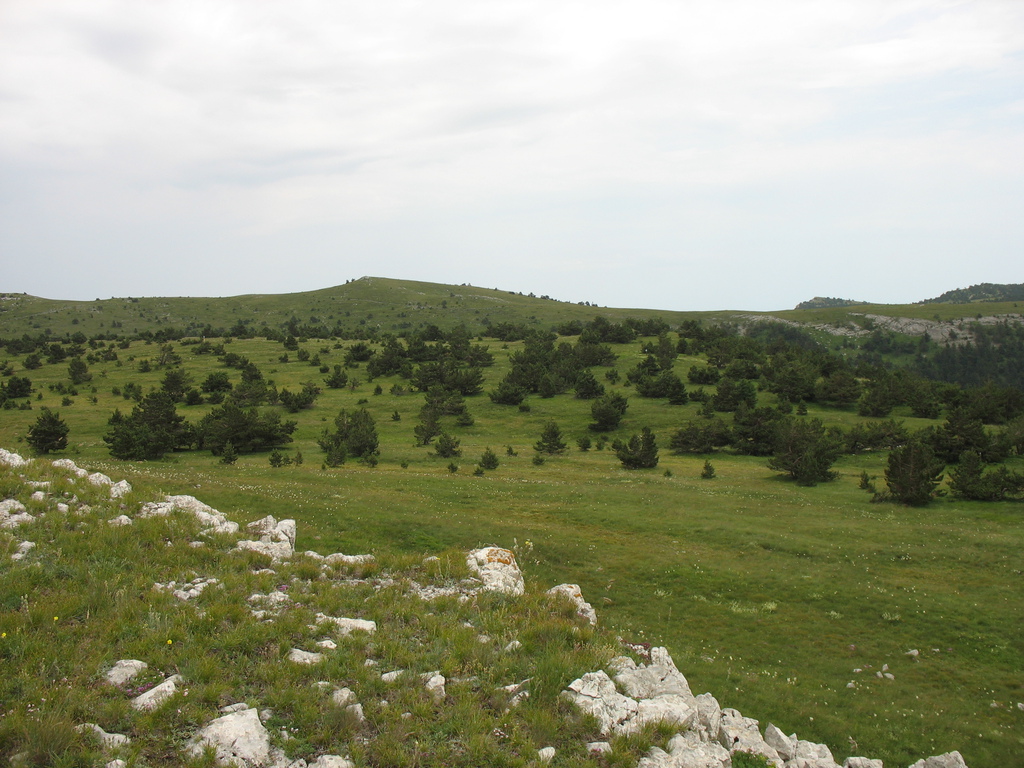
(424, 672, 446, 701)
(844, 758, 883, 768)
(308, 757, 355, 768)
(30, 490, 45, 502)
(331, 687, 357, 707)
(220, 702, 250, 713)
(155, 576, 219, 601)
(288, 649, 324, 665)
(504, 639, 523, 653)
(466, 546, 524, 596)
(312, 613, 376, 636)
(186, 706, 288, 767)
(0, 449, 29, 467)
(236, 515, 297, 561)
(906, 649, 920, 658)
(88, 472, 113, 486)
(587, 742, 612, 755)
(11, 541, 35, 561)
(381, 670, 405, 683)
(106, 761, 127, 768)
(638, 729, 732, 768)
(138, 494, 239, 535)
(109, 480, 132, 498)
(538, 746, 556, 762)
(56, 503, 69, 514)
(346, 703, 366, 722)
(51, 458, 87, 477)
(131, 675, 182, 711)
(883, 672, 895, 680)
(77, 723, 130, 748)
(316, 639, 337, 650)
(105, 659, 148, 686)
(0, 499, 34, 529)
(107, 515, 133, 527)
(908, 753, 969, 768)
(547, 583, 598, 625)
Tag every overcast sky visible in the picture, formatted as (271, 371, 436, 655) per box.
(1, 1, 1022, 311)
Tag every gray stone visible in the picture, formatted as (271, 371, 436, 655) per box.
(843, 758, 883, 768)
(131, 675, 181, 711)
(764, 723, 796, 761)
(288, 649, 323, 665)
(308, 757, 355, 768)
(187, 706, 288, 767)
(104, 659, 148, 686)
(538, 746, 556, 762)
(88, 472, 113, 486)
(109, 480, 132, 498)
(236, 515, 297, 561)
(908, 752, 969, 768)
(11, 541, 35, 561)
(312, 613, 376, 636)
(77, 723, 130, 748)
(52, 458, 87, 477)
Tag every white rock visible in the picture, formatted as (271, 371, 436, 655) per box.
(312, 614, 376, 636)
(906, 648, 920, 658)
(466, 547, 524, 596)
(288, 649, 324, 665)
(236, 515, 297, 561)
(587, 742, 612, 755)
(331, 687, 357, 707)
(56, 503, 69, 514)
(107, 515, 133, 527)
(547, 583, 598, 625)
(611, 647, 695, 703)
(105, 761, 127, 768)
(908, 752, 970, 768)
(0, 449, 29, 467)
(316, 639, 337, 650)
(11, 541, 35, 561)
(77, 723, 130, 748)
(381, 670, 405, 683)
(323, 552, 374, 566)
(345, 703, 365, 723)
(309, 758, 355, 768)
(695, 692, 723, 741)
(504, 640, 523, 653)
(30, 491, 46, 502)
(88, 472, 113, 486)
(717, 709, 782, 766)
(843, 758, 884, 768)
(0, 499, 34, 529)
(52, 458, 87, 477)
(220, 702, 250, 713)
(538, 747, 556, 762)
(424, 672, 446, 701)
(187, 706, 287, 767)
(139, 495, 239, 535)
(639, 730, 731, 768)
(105, 659, 148, 686)
(764, 723, 796, 761)
(109, 480, 132, 498)
(131, 675, 181, 711)
(795, 739, 836, 765)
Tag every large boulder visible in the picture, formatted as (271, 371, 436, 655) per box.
(611, 647, 695, 704)
(466, 547, 524, 596)
(717, 708, 782, 767)
(0, 449, 29, 467)
(139, 495, 239, 535)
(562, 665, 695, 736)
(638, 731, 731, 768)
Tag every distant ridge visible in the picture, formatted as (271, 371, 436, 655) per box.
(794, 296, 868, 310)
(918, 283, 1024, 304)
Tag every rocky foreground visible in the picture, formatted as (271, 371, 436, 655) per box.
(1, 448, 968, 768)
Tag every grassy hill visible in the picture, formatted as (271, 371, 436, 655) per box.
(1, 322, 1022, 766)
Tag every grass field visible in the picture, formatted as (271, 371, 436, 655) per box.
(1, 333, 1023, 767)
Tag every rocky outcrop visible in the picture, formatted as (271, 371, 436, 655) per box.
(547, 583, 597, 625)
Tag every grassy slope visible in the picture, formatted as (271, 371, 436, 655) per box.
(1, 333, 1022, 767)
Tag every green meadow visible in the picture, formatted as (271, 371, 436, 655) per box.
(2, 326, 1023, 767)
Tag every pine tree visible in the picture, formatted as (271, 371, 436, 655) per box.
(434, 432, 462, 458)
(617, 427, 659, 469)
(479, 447, 500, 470)
(26, 408, 69, 454)
(882, 440, 945, 506)
(534, 421, 567, 454)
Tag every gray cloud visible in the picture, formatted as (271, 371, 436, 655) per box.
(1, 0, 1021, 310)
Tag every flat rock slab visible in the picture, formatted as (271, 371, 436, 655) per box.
(131, 675, 181, 711)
